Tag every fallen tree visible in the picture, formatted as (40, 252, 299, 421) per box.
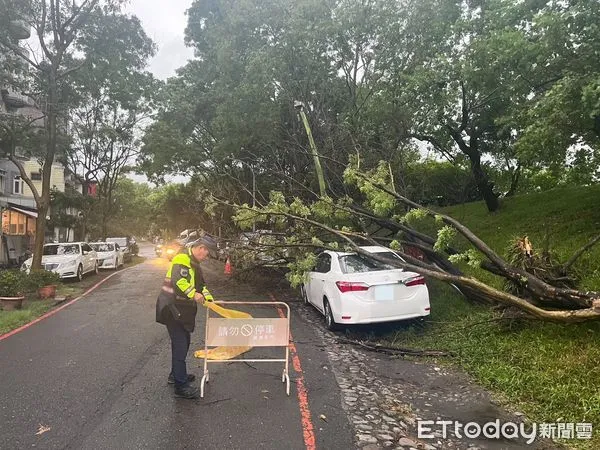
(208, 159, 600, 323)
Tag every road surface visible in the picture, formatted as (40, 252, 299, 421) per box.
(0, 243, 353, 449)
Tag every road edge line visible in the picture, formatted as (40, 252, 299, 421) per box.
(270, 292, 316, 450)
(0, 267, 133, 342)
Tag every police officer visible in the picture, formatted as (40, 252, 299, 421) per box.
(156, 236, 217, 399)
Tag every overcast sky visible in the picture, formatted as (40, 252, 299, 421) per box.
(126, 0, 195, 80)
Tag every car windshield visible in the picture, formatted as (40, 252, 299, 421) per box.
(339, 252, 403, 274)
(91, 243, 114, 252)
(43, 244, 80, 256)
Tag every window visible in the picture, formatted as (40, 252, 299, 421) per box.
(1, 210, 31, 236)
(90, 243, 114, 252)
(31, 171, 42, 181)
(315, 253, 332, 273)
(13, 176, 23, 195)
(0, 169, 5, 193)
(43, 244, 80, 255)
(339, 252, 403, 274)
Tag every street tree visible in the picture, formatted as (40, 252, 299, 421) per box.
(67, 31, 156, 238)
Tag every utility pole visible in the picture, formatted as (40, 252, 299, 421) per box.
(250, 163, 256, 232)
(294, 101, 326, 197)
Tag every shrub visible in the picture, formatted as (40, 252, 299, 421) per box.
(26, 270, 61, 291)
(0, 270, 27, 297)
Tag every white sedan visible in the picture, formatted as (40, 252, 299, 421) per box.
(90, 242, 124, 270)
(22, 242, 98, 281)
(302, 246, 430, 330)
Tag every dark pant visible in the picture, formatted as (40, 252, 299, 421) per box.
(166, 319, 191, 386)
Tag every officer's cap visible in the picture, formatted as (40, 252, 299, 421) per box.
(190, 236, 217, 251)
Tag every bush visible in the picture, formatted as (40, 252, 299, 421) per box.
(0, 270, 27, 297)
(402, 159, 480, 206)
(27, 270, 61, 291)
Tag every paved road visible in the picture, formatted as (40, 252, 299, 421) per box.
(0, 243, 353, 449)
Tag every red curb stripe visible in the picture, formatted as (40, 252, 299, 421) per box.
(271, 293, 316, 450)
(0, 268, 132, 342)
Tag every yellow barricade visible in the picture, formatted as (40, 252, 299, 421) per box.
(195, 301, 291, 398)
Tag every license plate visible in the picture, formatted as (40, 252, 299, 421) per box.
(374, 285, 394, 301)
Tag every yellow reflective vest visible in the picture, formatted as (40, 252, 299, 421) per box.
(156, 248, 213, 331)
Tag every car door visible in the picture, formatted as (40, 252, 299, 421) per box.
(308, 253, 332, 313)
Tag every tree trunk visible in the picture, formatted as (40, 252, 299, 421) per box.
(32, 202, 49, 268)
(504, 164, 521, 198)
(32, 70, 58, 270)
(445, 127, 499, 212)
(442, 129, 499, 211)
(468, 151, 499, 212)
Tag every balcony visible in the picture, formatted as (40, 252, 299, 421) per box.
(8, 20, 31, 40)
(1, 87, 34, 108)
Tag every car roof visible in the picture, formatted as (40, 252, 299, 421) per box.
(359, 245, 396, 254)
(322, 245, 396, 257)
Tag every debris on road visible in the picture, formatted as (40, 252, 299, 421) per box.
(35, 425, 51, 436)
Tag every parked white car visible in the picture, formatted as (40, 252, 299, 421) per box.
(302, 246, 430, 330)
(22, 242, 98, 281)
(106, 237, 131, 262)
(89, 242, 124, 270)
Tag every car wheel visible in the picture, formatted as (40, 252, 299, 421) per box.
(323, 299, 338, 331)
(94, 262, 99, 275)
(300, 285, 309, 304)
(76, 264, 83, 282)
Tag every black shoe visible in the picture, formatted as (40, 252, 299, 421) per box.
(168, 373, 196, 385)
(174, 384, 200, 399)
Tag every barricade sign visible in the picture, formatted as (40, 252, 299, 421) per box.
(198, 301, 291, 398)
